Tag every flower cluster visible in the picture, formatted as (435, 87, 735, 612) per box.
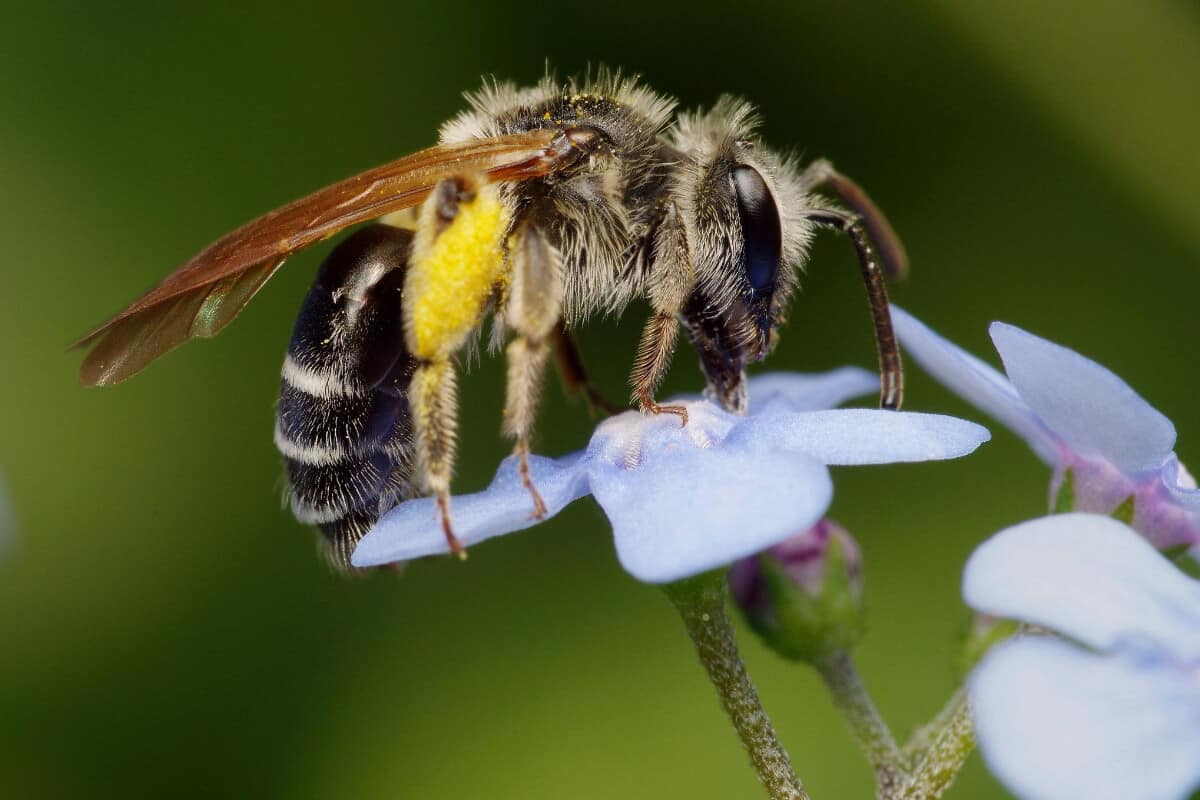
(895, 311, 1200, 799)
(892, 307, 1200, 550)
(351, 303, 1200, 800)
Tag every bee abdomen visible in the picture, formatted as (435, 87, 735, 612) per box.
(275, 224, 419, 570)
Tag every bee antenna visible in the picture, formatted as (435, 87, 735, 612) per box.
(802, 207, 904, 411)
(801, 160, 909, 282)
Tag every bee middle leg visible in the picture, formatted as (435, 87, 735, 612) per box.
(501, 221, 563, 519)
(550, 326, 623, 418)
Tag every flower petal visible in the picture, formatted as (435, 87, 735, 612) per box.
(588, 429, 833, 584)
(588, 403, 739, 468)
(963, 514, 1200, 661)
(991, 322, 1176, 475)
(735, 409, 990, 466)
(744, 367, 879, 416)
(972, 637, 1200, 800)
(891, 306, 1057, 464)
(1162, 456, 1200, 512)
(352, 453, 590, 567)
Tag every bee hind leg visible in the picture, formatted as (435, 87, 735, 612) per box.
(404, 174, 510, 557)
(410, 359, 467, 558)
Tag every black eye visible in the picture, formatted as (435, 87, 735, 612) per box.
(731, 165, 782, 293)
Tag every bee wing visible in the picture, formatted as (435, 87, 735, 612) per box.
(73, 129, 566, 386)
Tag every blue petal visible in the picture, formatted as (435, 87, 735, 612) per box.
(891, 307, 1058, 464)
(963, 514, 1200, 662)
(991, 322, 1176, 475)
(744, 367, 879, 416)
(352, 453, 590, 567)
(735, 409, 990, 465)
(587, 416, 833, 584)
(1162, 456, 1200, 512)
(972, 637, 1200, 800)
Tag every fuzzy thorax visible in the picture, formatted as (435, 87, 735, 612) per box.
(404, 182, 509, 361)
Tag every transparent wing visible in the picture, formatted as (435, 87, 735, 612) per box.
(73, 129, 567, 386)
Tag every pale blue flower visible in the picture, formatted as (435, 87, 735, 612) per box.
(965, 513, 1200, 800)
(892, 307, 1200, 549)
(353, 369, 990, 583)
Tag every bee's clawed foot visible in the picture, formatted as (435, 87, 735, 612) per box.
(436, 493, 468, 560)
(641, 402, 689, 428)
(527, 486, 548, 521)
(516, 446, 548, 520)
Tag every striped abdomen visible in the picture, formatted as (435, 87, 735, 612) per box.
(275, 224, 419, 569)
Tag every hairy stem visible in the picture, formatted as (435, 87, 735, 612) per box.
(814, 651, 905, 797)
(813, 652, 975, 799)
(666, 574, 811, 800)
(897, 688, 974, 800)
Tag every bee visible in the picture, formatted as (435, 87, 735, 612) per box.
(73, 71, 908, 570)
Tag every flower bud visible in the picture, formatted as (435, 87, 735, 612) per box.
(728, 518, 865, 662)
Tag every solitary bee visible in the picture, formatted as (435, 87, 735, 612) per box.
(74, 72, 908, 569)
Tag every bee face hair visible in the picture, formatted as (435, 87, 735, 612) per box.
(669, 98, 817, 382)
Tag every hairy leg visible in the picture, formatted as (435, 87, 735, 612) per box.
(404, 175, 508, 553)
(631, 311, 687, 425)
(501, 220, 563, 518)
(630, 201, 693, 424)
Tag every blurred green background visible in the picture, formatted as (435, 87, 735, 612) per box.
(3, 2, 1198, 798)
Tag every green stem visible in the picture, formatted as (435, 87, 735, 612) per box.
(666, 574, 811, 800)
(896, 689, 975, 800)
(813, 651, 974, 800)
(814, 651, 905, 798)
(902, 686, 959, 767)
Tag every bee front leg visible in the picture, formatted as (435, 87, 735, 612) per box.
(502, 221, 562, 520)
(631, 312, 687, 426)
(631, 200, 691, 426)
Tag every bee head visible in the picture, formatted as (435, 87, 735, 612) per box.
(670, 98, 813, 412)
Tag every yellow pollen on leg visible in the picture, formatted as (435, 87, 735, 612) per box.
(405, 185, 508, 361)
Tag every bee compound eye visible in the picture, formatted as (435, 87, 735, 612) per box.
(731, 165, 782, 294)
